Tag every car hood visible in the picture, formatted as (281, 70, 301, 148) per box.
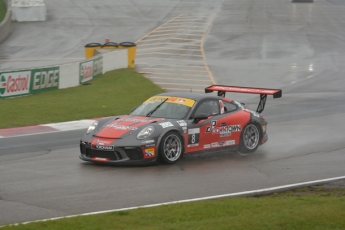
(94, 115, 164, 139)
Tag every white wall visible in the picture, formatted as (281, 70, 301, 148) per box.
(59, 62, 80, 89)
(102, 48, 128, 73)
(58, 49, 128, 89)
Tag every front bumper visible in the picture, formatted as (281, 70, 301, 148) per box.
(79, 141, 158, 165)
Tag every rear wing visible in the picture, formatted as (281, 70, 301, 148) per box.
(205, 85, 282, 113)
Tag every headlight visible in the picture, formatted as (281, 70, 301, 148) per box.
(87, 121, 99, 134)
(137, 126, 155, 139)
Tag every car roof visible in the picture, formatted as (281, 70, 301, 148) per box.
(155, 92, 222, 101)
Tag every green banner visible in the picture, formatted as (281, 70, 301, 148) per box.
(0, 66, 60, 99)
(79, 56, 103, 84)
(31, 66, 60, 94)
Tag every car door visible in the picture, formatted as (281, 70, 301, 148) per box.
(184, 99, 248, 153)
(183, 99, 225, 152)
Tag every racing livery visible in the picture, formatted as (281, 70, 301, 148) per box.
(80, 85, 282, 165)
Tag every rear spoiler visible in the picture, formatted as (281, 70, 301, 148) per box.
(205, 85, 282, 113)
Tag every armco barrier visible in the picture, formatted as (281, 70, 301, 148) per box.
(0, 0, 13, 44)
(0, 48, 128, 98)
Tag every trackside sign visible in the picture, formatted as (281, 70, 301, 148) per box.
(0, 71, 31, 98)
(79, 56, 103, 84)
(0, 67, 60, 99)
(31, 67, 59, 94)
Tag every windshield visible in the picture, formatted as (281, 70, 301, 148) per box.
(131, 96, 195, 119)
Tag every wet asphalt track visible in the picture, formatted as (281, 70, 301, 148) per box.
(1, 0, 345, 225)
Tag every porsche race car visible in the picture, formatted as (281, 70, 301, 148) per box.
(80, 85, 281, 165)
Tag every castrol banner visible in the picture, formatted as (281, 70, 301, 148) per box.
(0, 71, 31, 98)
(0, 66, 60, 99)
(79, 56, 103, 84)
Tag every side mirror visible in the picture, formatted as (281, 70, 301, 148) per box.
(193, 113, 208, 123)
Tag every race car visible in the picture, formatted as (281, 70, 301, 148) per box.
(80, 85, 281, 165)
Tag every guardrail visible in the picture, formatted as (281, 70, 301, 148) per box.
(0, 0, 13, 44)
(0, 49, 128, 98)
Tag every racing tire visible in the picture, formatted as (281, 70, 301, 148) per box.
(239, 122, 261, 154)
(159, 132, 183, 164)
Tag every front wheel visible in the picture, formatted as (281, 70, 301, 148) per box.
(239, 123, 260, 153)
(159, 132, 183, 164)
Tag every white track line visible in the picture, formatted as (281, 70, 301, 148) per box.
(0, 120, 97, 139)
(4, 175, 345, 227)
(42, 120, 97, 131)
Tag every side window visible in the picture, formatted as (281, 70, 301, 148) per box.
(194, 100, 220, 117)
(222, 100, 237, 113)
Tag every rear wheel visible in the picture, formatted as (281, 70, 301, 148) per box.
(239, 123, 260, 153)
(159, 132, 183, 164)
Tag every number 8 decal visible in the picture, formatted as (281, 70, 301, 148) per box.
(188, 128, 200, 147)
(191, 134, 195, 143)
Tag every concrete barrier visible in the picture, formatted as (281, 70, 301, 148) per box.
(0, 0, 13, 44)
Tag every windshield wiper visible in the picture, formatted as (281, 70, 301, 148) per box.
(146, 98, 168, 117)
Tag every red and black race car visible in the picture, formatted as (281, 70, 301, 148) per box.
(80, 85, 281, 165)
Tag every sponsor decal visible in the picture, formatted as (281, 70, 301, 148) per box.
(143, 147, 156, 158)
(188, 128, 200, 147)
(225, 140, 236, 145)
(94, 139, 112, 145)
(118, 118, 151, 123)
(206, 120, 241, 137)
(188, 128, 200, 134)
(204, 144, 210, 149)
(0, 71, 31, 97)
(182, 127, 187, 134)
(206, 120, 217, 133)
(32, 67, 59, 93)
(159, 122, 174, 128)
(91, 138, 114, 151)
(106, 124, 138, 131)
(210, 140, 235, 148)
(143, 143, 156, 148)
(92, 145, 114, 151)
(210, 86, 278, 95)
(211, 142, 219, 147)
(177, 120, 187, 127)
(146, 96, 195, 107)
(92, 157, 109, 162)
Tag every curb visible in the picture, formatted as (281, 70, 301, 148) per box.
(0, 119, 98, 138)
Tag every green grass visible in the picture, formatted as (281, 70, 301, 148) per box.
(0, 0, 6, 22)
(0, 68, 164, 129)
(2, 187, 345, 230)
